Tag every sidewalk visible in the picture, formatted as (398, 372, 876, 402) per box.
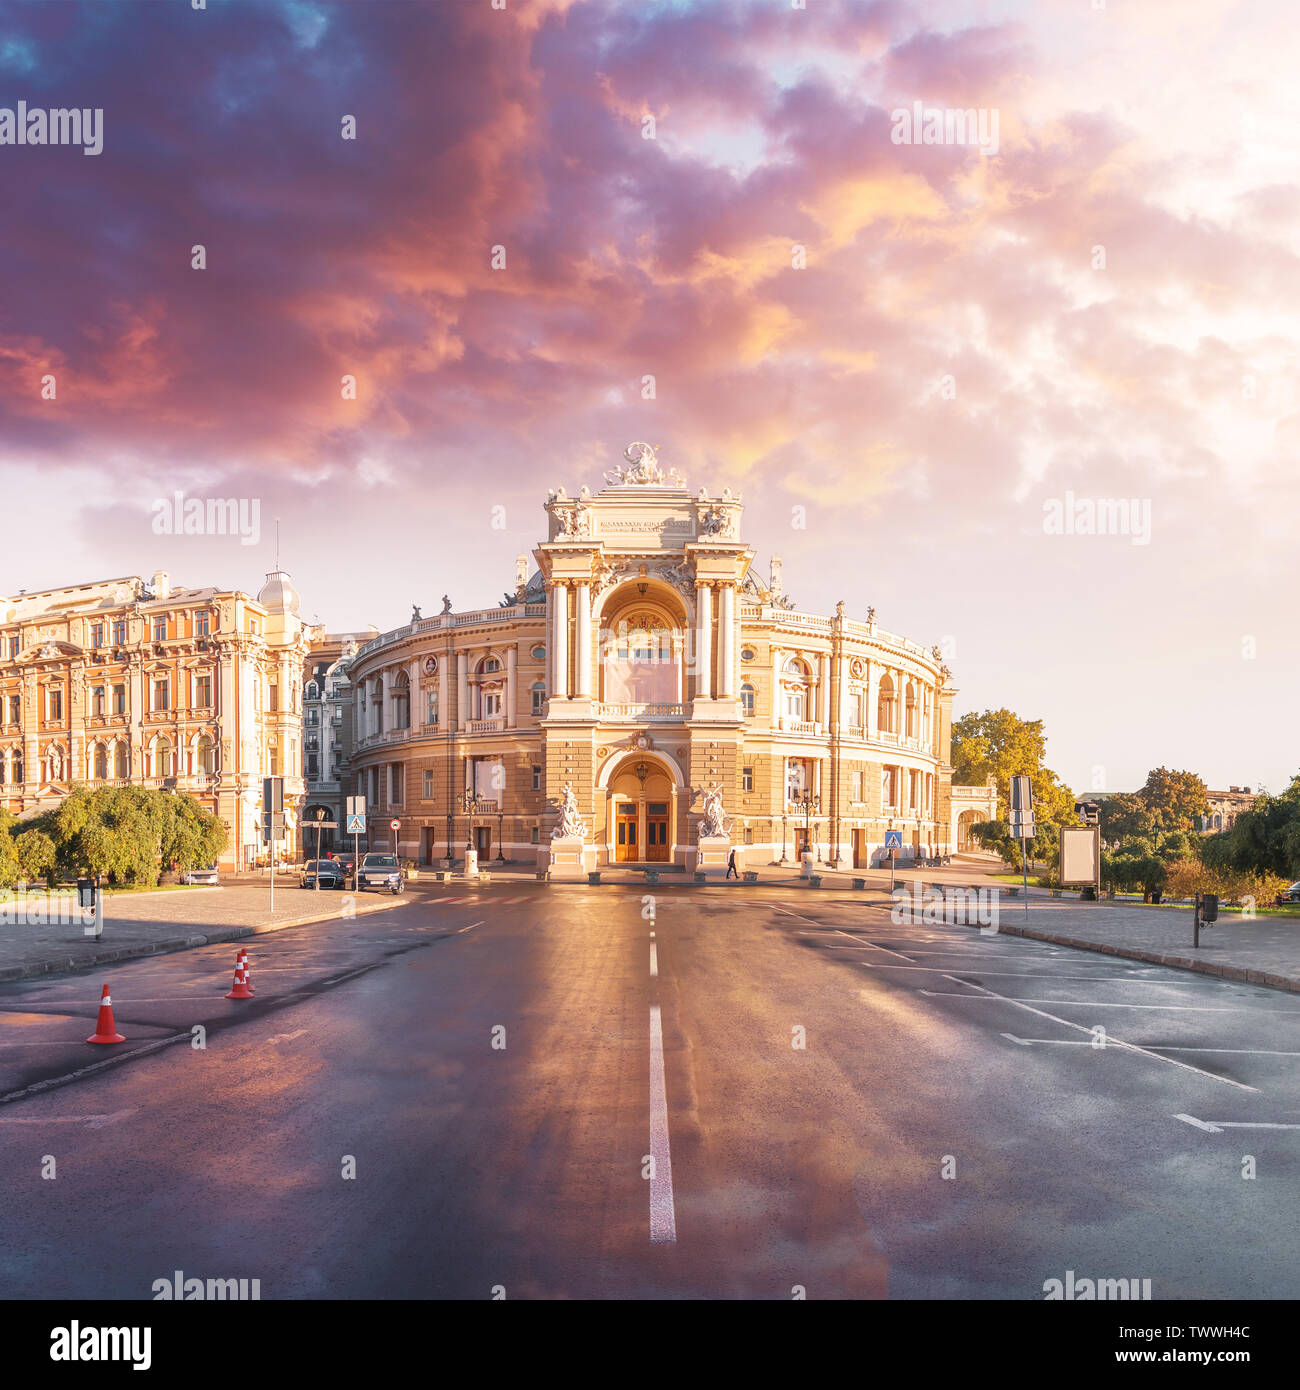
(0, 882, 409, 982)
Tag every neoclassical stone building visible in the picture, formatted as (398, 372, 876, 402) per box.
(347, 445, 971, 870)
(0, 568, 312, 869)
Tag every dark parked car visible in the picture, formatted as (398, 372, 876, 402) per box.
(357, 853, 404, 894)
(1277, 881, 1300, 905)
(300, 859, 347, 890)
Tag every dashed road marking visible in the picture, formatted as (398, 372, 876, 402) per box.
(1176, 1114, 1300, 1133)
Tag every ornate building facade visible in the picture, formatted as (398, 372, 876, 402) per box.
(0, 568, 312, 869)
(347, 445, 974, 870)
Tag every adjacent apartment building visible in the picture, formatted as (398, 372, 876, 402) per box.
(0, 568, 313, 869)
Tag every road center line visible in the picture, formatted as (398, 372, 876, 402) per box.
(1004, 1038, 1300, 1057)
(938, 976, 1258, 1091)
(648, 1003, 676, 1244)
(650, 942, 658, 978)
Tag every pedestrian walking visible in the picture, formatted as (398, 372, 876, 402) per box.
(726, 848, 738, 879)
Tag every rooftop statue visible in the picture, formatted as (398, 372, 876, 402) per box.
(604, 441, 687, 488)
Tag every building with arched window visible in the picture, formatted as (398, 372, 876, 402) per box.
(0, 568, 314, 869)
(345, 444, 964, 869)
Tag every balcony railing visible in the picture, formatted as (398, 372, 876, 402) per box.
(778, 718, 820, 736)
(597, 702, 687, 721)
(468, 717, 505, 735)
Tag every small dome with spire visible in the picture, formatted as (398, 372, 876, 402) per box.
(258, 569, 300, 615)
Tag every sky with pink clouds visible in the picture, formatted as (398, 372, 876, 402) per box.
(1, 0, 1297, 796)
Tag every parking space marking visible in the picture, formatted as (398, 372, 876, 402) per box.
(1175, 1114, 1300, 1134)
(938, 975, 1259, 1092)
(1003, 1037, 1300, 1057)
(921, 993, 1296, 1013)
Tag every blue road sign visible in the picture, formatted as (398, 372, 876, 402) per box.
(346, 813, 366, 835)
(884, 830, 903, 851)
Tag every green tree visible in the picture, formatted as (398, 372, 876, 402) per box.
(1224, 774, 1300, 879)
(1138, 767, 1210, 833)
(159, 793, 227, 873)
(14, 829, 57, 886)
(0, 808, 19, 888)
(953, 709, 1078, 868)
(1097, 792, 1156, 846)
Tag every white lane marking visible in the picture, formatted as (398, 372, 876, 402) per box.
(834, 929, 913, 961)
(648, 1003, 676, 1245)
(452, 920, 486, 934)
(267, 1029, 308, 1045)
(650, 942, 659, 978)
(0, 1033, 192, 1107)
(860, 963, 1142, 979)
(1176, 1114, 1300, 1133)
(1175, 1114, 1223, 1132)
(1003, 1039, 1300, 1057)
(919, 993, 1296, 1013)
(938, 976, 1259, 1093)
(0, 1109, 135, 1128)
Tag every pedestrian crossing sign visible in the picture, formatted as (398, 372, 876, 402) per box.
(346, 813, 365, 834)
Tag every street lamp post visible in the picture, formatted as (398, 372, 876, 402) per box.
(497, 807, 505, 861)
(780, 812, 788, 863)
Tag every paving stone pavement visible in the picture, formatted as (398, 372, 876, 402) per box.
(0, 881, 408, 981)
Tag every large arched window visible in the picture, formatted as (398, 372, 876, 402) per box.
(531, 681, 546, 716)
(94, 743, 108, 780)
(198, 733, 216, 776)
(601, 604, 681, 704)
(877, 674, 896, 733)
(392, 670, 410, 729)
(154, 736, 174, 779)
(113, 741, 128, 779)
(741, 682, 756, 715)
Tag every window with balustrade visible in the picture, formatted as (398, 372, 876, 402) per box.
(782, 658, 811, 723)
(741, 683, 755, 715)
(599, 596, 684, 706)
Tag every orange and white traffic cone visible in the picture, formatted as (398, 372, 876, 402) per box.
(225, 954, 254, 1000)
(86, 983, 125, 1045)
(237, 948, 254, 994)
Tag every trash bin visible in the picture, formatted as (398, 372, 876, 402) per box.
(77, 877, 97, 909)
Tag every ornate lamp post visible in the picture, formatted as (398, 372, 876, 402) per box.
(780, 812, 788, 863)
(496, 806, 505, 861)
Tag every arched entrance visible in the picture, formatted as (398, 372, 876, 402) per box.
(956, 809, 984, 852)
(304, 805, 337, 857)
(599, 751, 682, 866)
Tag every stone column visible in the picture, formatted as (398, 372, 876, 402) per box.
(506, 645, 517, 728)
(770, 645, 781, 726)
(381, 668, 392, 732)
(695, 583, 712, 700)
(456, 652, 468, 732)
(574, 583, 592, 698)
(672, 632, 684, 704)
(718, 584, 735, 697)
(438, 658, 450, 731)
(551, 583, 569, 700)
(817, 653, 829, 729)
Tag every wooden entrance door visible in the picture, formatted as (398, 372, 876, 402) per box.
(615, 803, 638, 862)
(852, 829, 865, 868)
(794, 827, 810, 858)
(474, 825, 491, 859)
(645, 802, 670, 862)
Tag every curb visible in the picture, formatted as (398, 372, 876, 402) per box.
(0, 894, 408, 984)
(988, 922, 1300, 996)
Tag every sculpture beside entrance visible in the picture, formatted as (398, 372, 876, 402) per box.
(546, 781, 592, 880)
(690, 782, 732, 875)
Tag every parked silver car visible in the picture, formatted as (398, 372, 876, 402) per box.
(180, 864, 219, 885)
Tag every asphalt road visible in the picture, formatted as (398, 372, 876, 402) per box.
(1, 883, 1297, 1300)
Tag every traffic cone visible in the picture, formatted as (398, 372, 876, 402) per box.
(86, 983, 125, 1045)
(225, 954, 254, 1000)
(237, 948, 254, 994)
